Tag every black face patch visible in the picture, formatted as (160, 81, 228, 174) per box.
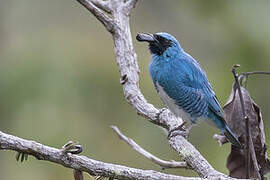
(149, 34, 172, 55)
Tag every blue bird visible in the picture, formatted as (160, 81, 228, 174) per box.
(136, 32, 241, 148)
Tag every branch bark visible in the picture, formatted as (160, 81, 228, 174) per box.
(0, 130, 202, 180)
(91, 0, 112, 14)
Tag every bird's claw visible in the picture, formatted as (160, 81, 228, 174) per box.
(15, 152, 28, 162)
(213, 134, 228, 146)
(62, 140, 83, 154)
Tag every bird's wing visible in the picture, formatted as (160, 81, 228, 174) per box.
(175, 86, 208, 118)
(201, 80, 224, 120)
(181, 53, 225, 120)
(157, 72, 208, 118)
(155, 54, 225, 120)
(177, 54, 225, 120)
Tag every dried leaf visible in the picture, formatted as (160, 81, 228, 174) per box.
(223, 83, 270, 178)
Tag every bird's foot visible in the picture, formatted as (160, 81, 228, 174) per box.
(15, 152, 28, 163)
(61, 140, 83, 154)
(62, 141, 84, 180)
(168, 122, 192, 139)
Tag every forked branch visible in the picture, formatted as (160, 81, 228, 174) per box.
(75, 0, 232, 178)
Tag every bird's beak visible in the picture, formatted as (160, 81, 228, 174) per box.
(136, 33, 155, 43)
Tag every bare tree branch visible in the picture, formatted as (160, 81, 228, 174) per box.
(0, 1, 250, 179)
(75, 0, 235, 179)
(0, 130, 203, 180)
(111, 125, 188, 169)
(91, 0, 112, 14)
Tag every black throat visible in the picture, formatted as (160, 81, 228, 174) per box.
(149, 34, 172, 55)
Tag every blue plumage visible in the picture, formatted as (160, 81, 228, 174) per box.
(136, 32, 241, 147)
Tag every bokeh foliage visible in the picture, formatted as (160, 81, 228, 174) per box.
(0, 0, 269, 179)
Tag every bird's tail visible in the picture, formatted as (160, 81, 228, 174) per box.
(223, 125, 242, 148)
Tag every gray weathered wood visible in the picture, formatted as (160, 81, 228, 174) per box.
(0, 130, 201, 180)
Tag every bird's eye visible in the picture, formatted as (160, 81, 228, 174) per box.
(163, 39, 172, 46)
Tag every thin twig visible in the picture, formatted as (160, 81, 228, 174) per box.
(231, 65, 261, 179)
(111, 125, 188, 169)
(240, 71, 270, 76)
(232, 65, 250, 178)
(239, 71, 270, 86)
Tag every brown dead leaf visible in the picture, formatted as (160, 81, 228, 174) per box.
(223, 83, 270, 178)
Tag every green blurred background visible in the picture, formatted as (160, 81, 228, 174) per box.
(0, 0, 270, 179)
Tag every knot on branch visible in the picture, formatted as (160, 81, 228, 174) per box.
(120, 74, 128, 84)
